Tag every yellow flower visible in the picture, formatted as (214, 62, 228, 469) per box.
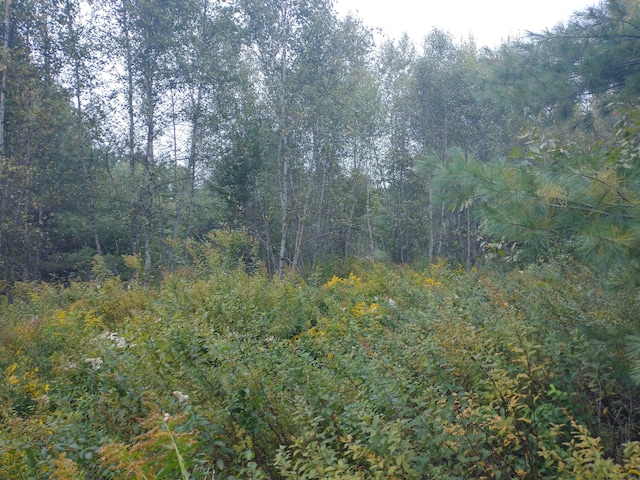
(83, 311, 103, 331)
(6, 363, 19, 386)
(24, 381, 41, 397)
(352, 302, 380, 319)
(424, 277, 442, 287)
(324, 275, 342, 288)
(306, 326, 325, 337)
(352, 302, 367, 318)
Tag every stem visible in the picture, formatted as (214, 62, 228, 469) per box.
(164, 421, 191, 480)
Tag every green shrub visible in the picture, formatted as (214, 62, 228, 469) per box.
(1, 260, 639, 478)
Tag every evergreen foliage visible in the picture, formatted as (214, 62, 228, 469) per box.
(447, 110, 640, 275)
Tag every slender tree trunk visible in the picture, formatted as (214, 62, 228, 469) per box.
(277, 1, 290, 277)
(0, 0, 10, 157)
(427, 172, 434, 262)
(0, 0, 9, 262)
(174, 0, 208, 243)
(143, 75, 155, 273)
(175, 85, 202, 242)
(67, 0, 102, 254)
(277, 139, 289, 277)
(437, 201, 446, 255)
(345, 198, 355, 258)
(437, 125, 448, 256)
(171, 85, 181, 243)
(291, 193, 309, 273)
(23, 121, 33, 280)
(76, 88, 102, 255)
(312, 125, 326, 267)
(466, 206, 472, 270)
(344, 141, 359, 259)
(122, 0, 139, 254)
(258, 192, 275, 275)
(366, 178, 374, 258)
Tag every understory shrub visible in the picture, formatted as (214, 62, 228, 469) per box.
(1, 256, 639, 478)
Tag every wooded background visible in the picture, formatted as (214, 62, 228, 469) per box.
(2, 0, 639, 281)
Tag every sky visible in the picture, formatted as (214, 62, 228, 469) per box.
(334, 0, 599, 48)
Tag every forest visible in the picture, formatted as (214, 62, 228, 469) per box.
(2, 0, 640, 478)
(3, 0, 639, 281)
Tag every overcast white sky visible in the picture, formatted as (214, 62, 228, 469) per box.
(334, 0, 599, 48)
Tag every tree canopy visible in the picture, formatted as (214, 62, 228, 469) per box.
(0, 0, 638, 282)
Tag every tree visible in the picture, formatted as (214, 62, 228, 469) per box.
(0, 0, 87, 281)
(484, 0, 640, 135)
(236, 0, 377, 274)
(289, 12, 377, 270)
(458, 111, 640, 275)
(375, 35, 422, 263)
(546, 0, 640, 106)
(375, 30, 494, 264)
(60, 0, 103, 255)
(0, 0, 10, 154)
(101, 0, 206, 272)
(236, 0, 300, 276)
(411, 31, 481, 262)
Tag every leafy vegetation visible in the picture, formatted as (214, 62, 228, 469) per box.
(437, 110, 640, 272)
(1, 243, 639, 478)
(3, 0, 638, 280)
(3, 0, 640, 477)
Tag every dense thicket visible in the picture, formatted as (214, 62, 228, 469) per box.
(3, 0, 637, 281)
(2, 252, 640, 478)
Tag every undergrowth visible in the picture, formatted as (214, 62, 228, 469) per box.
(1, 245, 639, 478)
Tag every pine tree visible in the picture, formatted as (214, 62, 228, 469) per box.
(461, 110, 640, 275)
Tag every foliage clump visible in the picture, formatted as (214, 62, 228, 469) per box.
(0, 254, 639, 478)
